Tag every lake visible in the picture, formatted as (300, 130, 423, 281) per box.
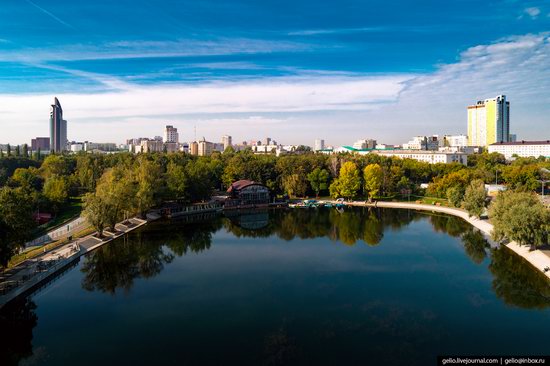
(1, 207, 549, 366)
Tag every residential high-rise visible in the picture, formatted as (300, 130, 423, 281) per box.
(164, 125, 179, 143)
(314, 139, 325, 151)
(467, 95, 510, 147)
(222, 135, 232, 150)
(49, 97, 67, 152)
(198, 137, 214, 156)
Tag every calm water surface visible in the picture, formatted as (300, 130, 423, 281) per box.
(1, 208, 549, 366)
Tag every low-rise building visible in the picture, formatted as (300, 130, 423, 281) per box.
(488, 140, 550, 159)
(141, 139, 164, 153)
(441, 134, 468, 148)
(225, 180, 270, 208)
(70, 143, 84, 152)
(164, 142, 179, 153)
(31, 137, 50, 151)
(352, 139, 377, 150)
(373, 149, 468, 165)
(84, 142, 117, 152)
(403, 135, 439, 150)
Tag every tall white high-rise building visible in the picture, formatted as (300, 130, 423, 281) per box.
(164, 125, 179, 143)
(222, 135, 232, 150)
(314, 139, 325, 151)
(467, 95, 510, 147)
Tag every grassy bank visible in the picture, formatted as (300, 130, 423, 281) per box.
(8, 225, 94, 269)
(33, 196, 84, 236)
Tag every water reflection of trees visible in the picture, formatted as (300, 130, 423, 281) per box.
(461, 229, 488, 264)
(78, 208, 550, 310)
(0, 297, 37, 366)
(223, 208, 421, 246)
(80, 217, 222, 294)
(489, 246, 550, 309)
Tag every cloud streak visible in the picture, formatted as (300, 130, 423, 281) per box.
(24, 0, 76, 30)
(0, 38, 312, 63)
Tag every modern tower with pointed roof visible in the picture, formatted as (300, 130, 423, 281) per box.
(50, 97, 67, 152)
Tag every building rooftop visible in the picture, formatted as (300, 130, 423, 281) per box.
(375, 149, 467, 155)
(227, 179, 264, 193)
(490, 140, 550, 146)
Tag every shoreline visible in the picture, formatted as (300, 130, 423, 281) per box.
(0, 217, 149, 309)
(345, 201, 550, 280)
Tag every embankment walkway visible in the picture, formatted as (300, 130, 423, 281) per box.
(0, 217, 149, 309)
(347, 201, 550, 280)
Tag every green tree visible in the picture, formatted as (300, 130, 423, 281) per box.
(462, 179, 486, 218)
(282, 172, 308, 198)
(307, 167, 329, 197)
(15, 145, 20, 157)
(166, 162, 187, 199)
(94, 167, 136, 231)
(75, 154, 105, 191)
(363, 163, 383, 199)
(133, 157, 162, 215)
(329, 161, 361, 200)
(82, 192, 109, 238)
(9, 167, 43, 192)
(0, 187, 36, 267)
(427, 169, 471, 198)
(446, 186, 464, 208)
(43, 176, 70, 211)
(7, 144, 11, 157)
(489, 191, 550, 250)
(41, 154, 73, 179)
(185, 159, 217, 202)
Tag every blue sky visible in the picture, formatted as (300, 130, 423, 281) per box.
(1, 0, 549, 145)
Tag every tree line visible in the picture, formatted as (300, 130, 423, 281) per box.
(0, 149, 548, 267)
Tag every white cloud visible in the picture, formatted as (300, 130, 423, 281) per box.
(1, 33, 550, 146)
(524, 7, 541, 18)
(364, 33, 550, 140)
(287, 27, 386, 36)
(0, 74, 411, 143)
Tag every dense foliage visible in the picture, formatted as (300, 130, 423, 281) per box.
(489, 191, 550, 249)
(0, 149, 548, 266)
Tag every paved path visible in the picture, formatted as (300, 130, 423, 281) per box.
(0, 217, 148, 309)
(345, 201, 550, 280)
(25, 216, 88, 248)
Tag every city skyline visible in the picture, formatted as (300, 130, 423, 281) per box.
(1, 0, 550, 145)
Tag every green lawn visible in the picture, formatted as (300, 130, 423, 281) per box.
(375, 194, 450, 206)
